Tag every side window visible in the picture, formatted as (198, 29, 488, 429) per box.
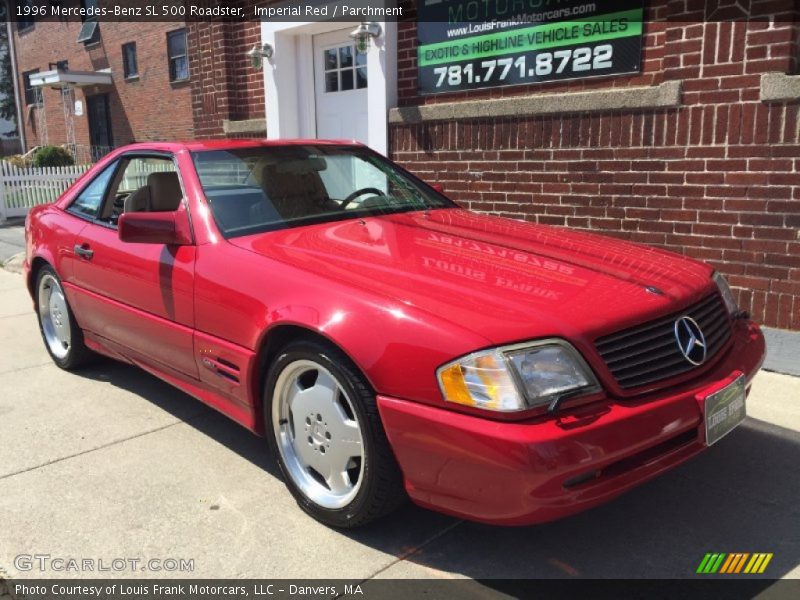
(22, 69, 39, 105)
(115, 157, 176, 196)
(122, 42, 138, 79)
(68, 162, 117, 219)
(167, 29, 188, 82)
(103, 157, 181, 220)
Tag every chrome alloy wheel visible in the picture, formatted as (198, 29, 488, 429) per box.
(272, 360, 365, 509)
(38, 273, 72, 359)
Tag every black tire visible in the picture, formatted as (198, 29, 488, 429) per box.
(263, 338, 406, 528)
(35, 265, 94, 370)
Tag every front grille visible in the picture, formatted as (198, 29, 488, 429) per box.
(595, 293, 731, 390)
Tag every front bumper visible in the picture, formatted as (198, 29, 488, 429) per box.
(377, 320, 766, 525)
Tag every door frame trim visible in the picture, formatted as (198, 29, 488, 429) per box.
(260, 20, 397, 155)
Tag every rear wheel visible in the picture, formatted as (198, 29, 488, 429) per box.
(264, 339, 405, 528)
(36, 265, 93, 369)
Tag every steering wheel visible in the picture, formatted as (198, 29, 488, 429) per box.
(340, 187, 386, 210)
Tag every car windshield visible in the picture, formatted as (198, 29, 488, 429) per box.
(191, 145, 455, 237)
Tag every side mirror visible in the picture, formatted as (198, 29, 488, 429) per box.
(118, 210, 192, 245)
(430, 183, 445, 194)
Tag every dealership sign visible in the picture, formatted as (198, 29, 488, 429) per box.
(417, 0, 645, 95)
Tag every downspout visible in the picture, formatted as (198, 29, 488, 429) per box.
(6, 16, 27, 151)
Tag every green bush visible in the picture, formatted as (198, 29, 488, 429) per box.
(32, 145, 74, 168)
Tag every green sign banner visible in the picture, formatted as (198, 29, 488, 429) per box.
(417, 0, 645, 95)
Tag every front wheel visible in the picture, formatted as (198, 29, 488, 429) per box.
(264, 339, 405, 528)
(36, 265, 94, 369)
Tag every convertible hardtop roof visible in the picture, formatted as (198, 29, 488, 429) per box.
(118, 139, 363, 153)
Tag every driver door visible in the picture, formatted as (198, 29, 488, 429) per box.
(69, 153, 197, 378)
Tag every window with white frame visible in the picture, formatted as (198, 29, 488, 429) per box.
(322, 44, 367, 93)
(167, 29, 188, 82)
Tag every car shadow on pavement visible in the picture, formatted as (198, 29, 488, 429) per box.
(394, 417, 800, 582)
(74, 359, 459, 557)
(76, 359, 281, 478)
(75, 360, 800, 581)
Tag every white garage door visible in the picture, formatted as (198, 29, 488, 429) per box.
(313, 29, 369, 144)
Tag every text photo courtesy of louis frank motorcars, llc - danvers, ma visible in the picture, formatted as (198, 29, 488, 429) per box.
(0, 0, 799, 599)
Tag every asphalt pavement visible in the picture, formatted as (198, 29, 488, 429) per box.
(0, 266, 798, 586)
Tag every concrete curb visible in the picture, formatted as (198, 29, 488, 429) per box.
(1, 252, 23, 274)
(763, 327, 800, 378)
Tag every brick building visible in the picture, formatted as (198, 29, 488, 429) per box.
(14, 19, 192, 158)
(8, 0, 800, 331)
(11, 13, 264, 160)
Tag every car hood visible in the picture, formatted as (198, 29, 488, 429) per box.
(229, 209, 715, 344)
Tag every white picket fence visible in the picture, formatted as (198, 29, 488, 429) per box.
(0, 159, 256, 222)
(0, 162, 92, 222)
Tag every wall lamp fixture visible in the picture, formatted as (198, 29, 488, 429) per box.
(247, 43, 274, 69)
(349, 22, 382, 54)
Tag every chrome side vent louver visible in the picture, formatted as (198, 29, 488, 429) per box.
(201, 355, 241, 384)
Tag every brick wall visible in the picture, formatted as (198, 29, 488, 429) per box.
(187, 12, 265, 138)
(13, 19, 193, 151)
(229, 21, 266, 122)
(187, 21, 232, 139)
(390, 1, 800, 331)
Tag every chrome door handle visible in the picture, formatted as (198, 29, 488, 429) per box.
(74, 244, 94, 259)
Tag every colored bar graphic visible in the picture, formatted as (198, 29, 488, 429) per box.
(701, 552, 773, 574)
(705, 554, 720, 573)
(710, 552, 726, 573)
(747, 553, 765, 573)
(755, 554, 768, 572)
(697, 553, 713, 574)
(734, 553, 750, 573)
(759, 554, 773, 573)
(720, 554, 735, 573)
(744, 554, 759, 573)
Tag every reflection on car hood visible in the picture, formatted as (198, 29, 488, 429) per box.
(229, 209, 715, 344)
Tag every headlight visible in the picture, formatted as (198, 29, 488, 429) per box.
(437, 340, 599, 413)
(713, 272, 738, 315)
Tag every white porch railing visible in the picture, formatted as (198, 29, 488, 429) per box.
(0, 162, 92, 222)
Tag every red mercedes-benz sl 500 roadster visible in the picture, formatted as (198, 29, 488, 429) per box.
(24, 140, 764, 527)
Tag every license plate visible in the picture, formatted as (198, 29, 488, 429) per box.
(704, 375, 746, 446)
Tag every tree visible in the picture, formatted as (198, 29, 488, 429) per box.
(0, 23, 19, 138)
